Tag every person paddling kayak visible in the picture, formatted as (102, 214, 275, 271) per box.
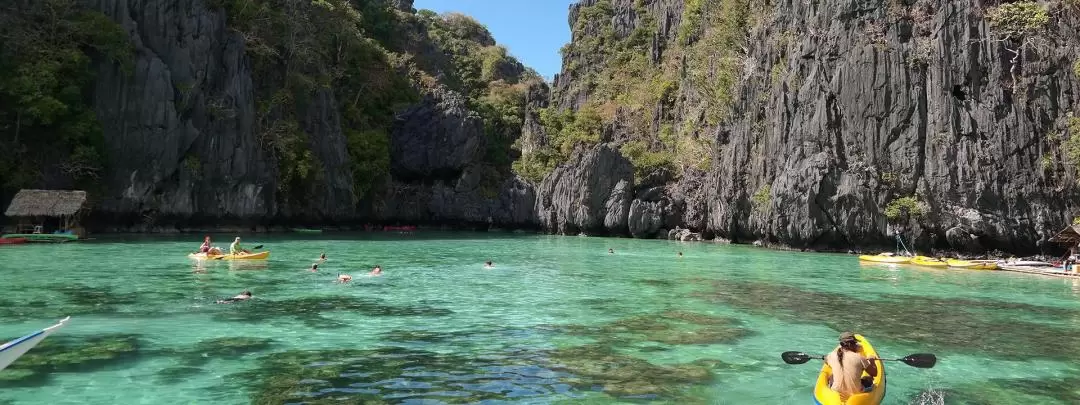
(825, 332, 879, 397)
(230, 237, 249, 255)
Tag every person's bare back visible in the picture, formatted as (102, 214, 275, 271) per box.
(825, 332, 878, 397)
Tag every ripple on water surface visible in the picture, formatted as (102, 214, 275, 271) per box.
(2, 233, 1080, 404)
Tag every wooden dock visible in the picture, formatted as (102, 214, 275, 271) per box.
(999, 265, 1080, 279)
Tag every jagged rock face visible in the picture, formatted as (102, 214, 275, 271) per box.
(78, 0, 541, 229)
(707, 0, 1080, 253)
(391, 0, 414, 12)
(88, 0, 278, 222)
(295, 89, 358, 220)
(517, 82, 551, 156)
(370, 169, 538, 227)
(536, 144, 634, 235)
(390, 89, 486, 181)
(546, 0, 1080, 254)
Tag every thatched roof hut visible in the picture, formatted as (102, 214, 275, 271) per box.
(4, 189, 87, 218)
(1049, 224, 1080, 246)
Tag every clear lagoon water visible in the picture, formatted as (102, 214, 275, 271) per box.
(2, 232, 1080, 404)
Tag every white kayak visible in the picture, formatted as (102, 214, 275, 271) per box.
(1006, 260, 1053, 267)
(0, 316, 70, 371)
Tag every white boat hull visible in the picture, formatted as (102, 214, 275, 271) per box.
(0, 316, 70, 371)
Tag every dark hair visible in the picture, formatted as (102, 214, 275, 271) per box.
(836, 339, 858, 367)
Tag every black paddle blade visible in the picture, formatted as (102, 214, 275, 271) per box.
(900, 353, 937, 368)
(781, 351, 813, 365)
(252, 245, 263, 250)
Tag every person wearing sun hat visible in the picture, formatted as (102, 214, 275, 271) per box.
(824, 332, 879, 397)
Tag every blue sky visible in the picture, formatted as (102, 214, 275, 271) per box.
(412, 0, 577, 80)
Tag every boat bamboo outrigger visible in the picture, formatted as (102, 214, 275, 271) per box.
(0, 316, 71, 371)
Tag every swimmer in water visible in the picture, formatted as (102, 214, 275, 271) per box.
(678, 251, 683, 257)
(217, 290, 252, 304)
(319, 252, 327, 261)
(484, 260, 494, 269)
(310, 263, 319, 272)
(369, 265, 383, 276)
(338, 273, 353, 283)
(608, 248, 615, 254)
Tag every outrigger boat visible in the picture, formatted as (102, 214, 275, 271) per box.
(1, 316, 71, 371)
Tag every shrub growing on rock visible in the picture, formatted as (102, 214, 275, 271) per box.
(884, 196, 926, 222)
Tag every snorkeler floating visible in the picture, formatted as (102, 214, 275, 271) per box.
(369, 265, 382, 276)
(217, 291, 252, 304)
(337, 274, 353, 283)
(484, 260, 494, 268)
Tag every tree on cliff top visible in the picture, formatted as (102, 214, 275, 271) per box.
(0, 0, 131, 201)
(985, 1, 1051, 85)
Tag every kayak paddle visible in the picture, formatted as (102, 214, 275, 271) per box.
(781, 351, 937, 368)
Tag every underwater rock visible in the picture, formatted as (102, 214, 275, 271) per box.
(192, 337, 274, 359)
(212, 296, 453, 327)
(232, 346, 561, 404)
(546, 344, 715, 399)
(697, 279, 1080, 360)
(0, 334, 142, 387)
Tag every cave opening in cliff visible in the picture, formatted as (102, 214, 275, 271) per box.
(951, 85, 967, 102)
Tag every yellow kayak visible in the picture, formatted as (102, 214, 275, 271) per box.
(858, 254, 910, 264)
(188, 251, 270, 260)
(910, 256, 947, 268)
(946, 259, 998, 270)
(814, 334, 886, 405)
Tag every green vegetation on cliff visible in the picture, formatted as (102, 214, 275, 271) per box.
(213, 0, 536, 202)
(885, 197, 926, 223)
(0, 0, 132, 202)
(516, 0, 763, 182)
(212, 0, 417, 202)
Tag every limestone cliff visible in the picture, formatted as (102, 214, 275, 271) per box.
(524, 0, 1080, 254)
(0, 0, 542, 230)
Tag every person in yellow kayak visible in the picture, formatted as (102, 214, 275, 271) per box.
(230, 237, 249, 255)
(825, 332, 879, 397)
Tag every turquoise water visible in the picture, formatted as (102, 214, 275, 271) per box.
(2, 232, 1080, 404)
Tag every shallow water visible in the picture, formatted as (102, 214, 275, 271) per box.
(1, 232, 1079, 404)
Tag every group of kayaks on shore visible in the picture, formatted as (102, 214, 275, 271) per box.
(858, 253, 999, 270)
